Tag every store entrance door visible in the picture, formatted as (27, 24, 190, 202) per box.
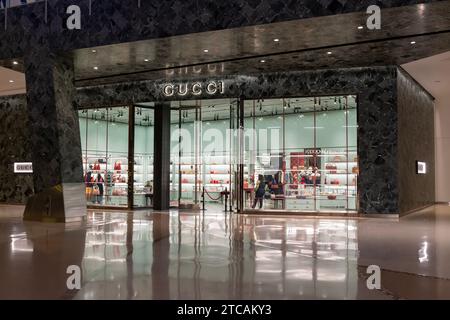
(170, 99, 239, 212)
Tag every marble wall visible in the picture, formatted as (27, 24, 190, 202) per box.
(0, 94, 34, 204)
(76, 66, 400, 214)
(397, 68, 435, 213)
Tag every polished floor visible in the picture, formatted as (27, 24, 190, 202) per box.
(1, 204, 450, 300)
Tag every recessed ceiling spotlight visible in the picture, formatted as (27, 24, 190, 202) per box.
(144, 59, 149, 62)
(203, 49, 209, 53)
(327, 51, 332, 55)
(357, 26, 364, 30)
(260, 59, 266, 63)
(410, 41, 416, 44)
(273, 38, 280, 42)
(9, 80, 14, 83)
(93, 66, 99, 70)
(12, 61, 18, 65)
(92, 49, 97, 53)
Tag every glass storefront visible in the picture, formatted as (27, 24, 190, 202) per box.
(78, 95, 358, 213)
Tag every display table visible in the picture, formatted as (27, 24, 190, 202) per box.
(272, 196, 286, 210)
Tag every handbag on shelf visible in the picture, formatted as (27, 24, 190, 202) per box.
(114, 161, 122, 171)
(326, 164, 337, 174)
(352, 166, 359, 174)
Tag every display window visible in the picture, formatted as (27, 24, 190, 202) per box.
(242, 96, 358, 212)
(79, 106, 155, 208)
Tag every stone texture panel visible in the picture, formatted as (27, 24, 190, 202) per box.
(0, 94, 34, 204)
(397, 68, 435, 213)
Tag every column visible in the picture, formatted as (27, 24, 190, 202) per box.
(23, 48, 86, 223)
(153, 102, 171, 210)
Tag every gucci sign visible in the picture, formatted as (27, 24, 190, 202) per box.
(162, 81, 226, 97)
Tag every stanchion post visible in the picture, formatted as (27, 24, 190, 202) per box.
(224, 188, 228, 213)
(202, 186, 206, 211)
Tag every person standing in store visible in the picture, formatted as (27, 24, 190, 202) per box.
(252, 175, 267, 209)
(85, 165, 94, 202)
(96, 173, 105, 204)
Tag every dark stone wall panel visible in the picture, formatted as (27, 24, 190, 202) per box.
(0, 95, 34, 204)
(397, 68, 435, 213)
(76, 66, 400, 214)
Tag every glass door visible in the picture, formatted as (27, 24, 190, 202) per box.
(171, 101, 202, 209)
(133, 104, 155, 208)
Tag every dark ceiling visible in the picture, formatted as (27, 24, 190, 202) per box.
(72, 1, 450, 86)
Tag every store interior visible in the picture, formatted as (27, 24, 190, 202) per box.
(79, 95, 358, 213)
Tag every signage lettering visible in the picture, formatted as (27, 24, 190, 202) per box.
(162, 81, 225, 97)
(14, 162, 33, 173)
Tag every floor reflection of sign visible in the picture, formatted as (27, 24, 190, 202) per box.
(14, 162, 33, 173)
(416, 161, 427, 174)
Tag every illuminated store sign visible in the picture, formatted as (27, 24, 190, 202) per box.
(416, 161, 427, 174)
(162, 81, 226, 97)
(14, 162, 33, 173)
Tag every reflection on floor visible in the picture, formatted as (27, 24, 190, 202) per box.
(0, 204, 450, 299)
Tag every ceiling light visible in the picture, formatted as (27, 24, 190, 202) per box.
(92, 49, 97, 53)
(273, 38, 280, 42)
(12, 61, 18, 65)
(410, 41, 416, 44)
(260, 59, 266, 63)
(327, 51, 332, 55)
(203, 49, 209, 53)
(144, 59, 149, 62)
(9, 80, 14, 83)
(357, 26, 364, 30)
(93, 66, 99, 70)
